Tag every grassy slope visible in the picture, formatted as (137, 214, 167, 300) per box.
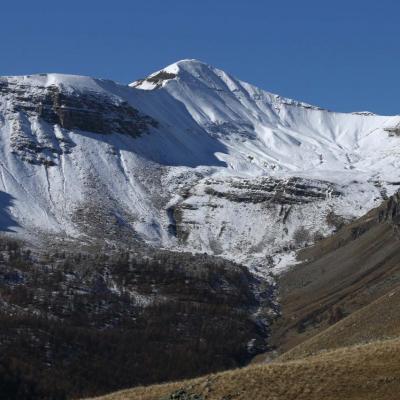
(269, 196, 400, 354)
(85, 337, 400, 400)
(85, 288, 400, 400)
(278, 285, 400, 361)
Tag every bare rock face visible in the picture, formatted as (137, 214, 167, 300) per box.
(384, 123, 400, 137)
(203, 176, 341, 205)
(379, 192, 400, 224)
(35, 86, 157, 135)
(132, 71, 177, 89)
(0, 78, 158, 165)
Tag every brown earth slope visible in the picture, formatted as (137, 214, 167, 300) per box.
(269, 192, 400, 354)
(278, 285, 400, 361)
(85, 337, 400, 400)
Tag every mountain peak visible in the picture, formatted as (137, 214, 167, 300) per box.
(130, 59, 319, 112)
(166, 58, 208, 69)
(130, 59, 215, 90)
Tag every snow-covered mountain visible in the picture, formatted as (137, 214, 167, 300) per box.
(0, 59, 399, 272)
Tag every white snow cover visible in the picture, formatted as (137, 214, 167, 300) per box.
(133, 60, 400, 180)
(0, 60, 399, 274)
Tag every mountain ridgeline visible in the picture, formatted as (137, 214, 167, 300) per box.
(0, 60, 399, 268)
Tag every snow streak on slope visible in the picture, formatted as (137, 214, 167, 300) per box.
(0, 60, 399, 273)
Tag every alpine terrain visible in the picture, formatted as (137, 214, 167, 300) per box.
(1, 59, 400, 269)
(0, 59, 400, 399)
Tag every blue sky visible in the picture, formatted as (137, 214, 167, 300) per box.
(1, 0, 399, 114)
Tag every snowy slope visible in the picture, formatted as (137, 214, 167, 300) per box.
(133, 60, 400, 180)
(0, 60, 399, 273)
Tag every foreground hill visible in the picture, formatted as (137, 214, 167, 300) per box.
(85, 337, 400, 400)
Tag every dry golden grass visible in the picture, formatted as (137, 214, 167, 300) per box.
(85, 337, 400, 400)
